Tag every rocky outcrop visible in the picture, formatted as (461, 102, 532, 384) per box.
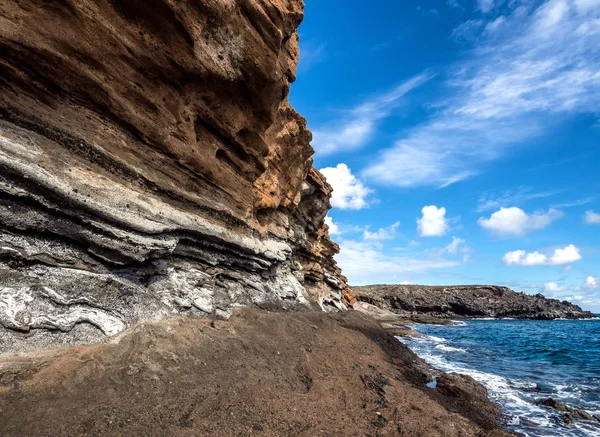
(537, 398, 600, 425)
(0, 0, 348, 354)
(353, 285, 595, 320)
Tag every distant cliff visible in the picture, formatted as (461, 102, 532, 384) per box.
(352, 285, 595, 320)
(0, 0, 348, 354)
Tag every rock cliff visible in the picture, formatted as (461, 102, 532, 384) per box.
(0, 0, 348, 354)
(353, 285, 595, 320)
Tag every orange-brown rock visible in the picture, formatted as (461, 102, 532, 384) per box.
(0, 0, 347, 354)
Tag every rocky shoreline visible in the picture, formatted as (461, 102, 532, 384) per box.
(352, 284, 596, 321)
(0, 309, 514, 437)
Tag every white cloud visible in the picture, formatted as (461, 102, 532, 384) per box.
(418, 205, 450, 237)
(311, 73, 433, 156)
(551, 244, 583, 264)
(324, 216, 340, 236)
(584, 210, 600, 224)
(335, 239, 460, 285)
(503, 244, 582, 266)
(320, 164, 373, 210)
(584, 276, 598, 289)
(364, 0, 600, 188)
(478, 207, 562, 236)
(502, 250, 527, 265)
(544, 281, 565, 293)
(363, 221, 400, 241)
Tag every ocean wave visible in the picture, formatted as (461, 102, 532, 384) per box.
(397, 331, 600, 437)
(435, 344, 466, 353)
(509, 379, 538, 389)
(424, 335, 447, 343)
(450, 320, 468, 326)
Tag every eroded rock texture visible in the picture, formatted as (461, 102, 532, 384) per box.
(0, 0, 348, 354)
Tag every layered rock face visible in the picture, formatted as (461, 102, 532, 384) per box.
(353, 285, 595, 320)
(0, 0, 348, 354)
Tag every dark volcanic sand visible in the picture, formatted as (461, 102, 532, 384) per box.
(0, 309, 512, 437)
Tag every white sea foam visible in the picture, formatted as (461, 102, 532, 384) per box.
(396, 335, 600, 437)
(508, 379, 537, 389)
(450, 320, 468, 326)
(435, 344, 466, 353)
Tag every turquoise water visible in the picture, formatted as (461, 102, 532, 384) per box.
(399, 317, 600, 436)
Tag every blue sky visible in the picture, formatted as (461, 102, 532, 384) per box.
(288, 0, 600, 312)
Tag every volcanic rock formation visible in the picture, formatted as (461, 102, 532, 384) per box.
(353, 285, 595, 320)
(0, 0, 348, 354)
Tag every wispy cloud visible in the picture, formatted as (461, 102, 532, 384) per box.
(550, 197, 595, 208)
(417, 7, 440, 16)
(335, 239, 461, 285)
(363, 221, 401, 241)
(447, 0, 465, 10)
(477, 187, 562, 212)
(477, 0, 498, 14)
(451, 19, 486, 42)
(298, 41, 327, 73)
(476, 188, 594, 211)
(311, 73, 434, 156)
(364, 0, 600, 188)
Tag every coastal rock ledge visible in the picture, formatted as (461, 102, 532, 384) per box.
(353, 285, 595, 320)
(0, 0, 348, 354)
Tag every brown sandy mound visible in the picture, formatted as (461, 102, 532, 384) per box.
(0, 310, 511, 437)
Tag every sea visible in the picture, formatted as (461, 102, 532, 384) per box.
(398, 317, 600, 437)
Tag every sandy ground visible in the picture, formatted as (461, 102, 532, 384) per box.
(0, 309, 512, 437)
